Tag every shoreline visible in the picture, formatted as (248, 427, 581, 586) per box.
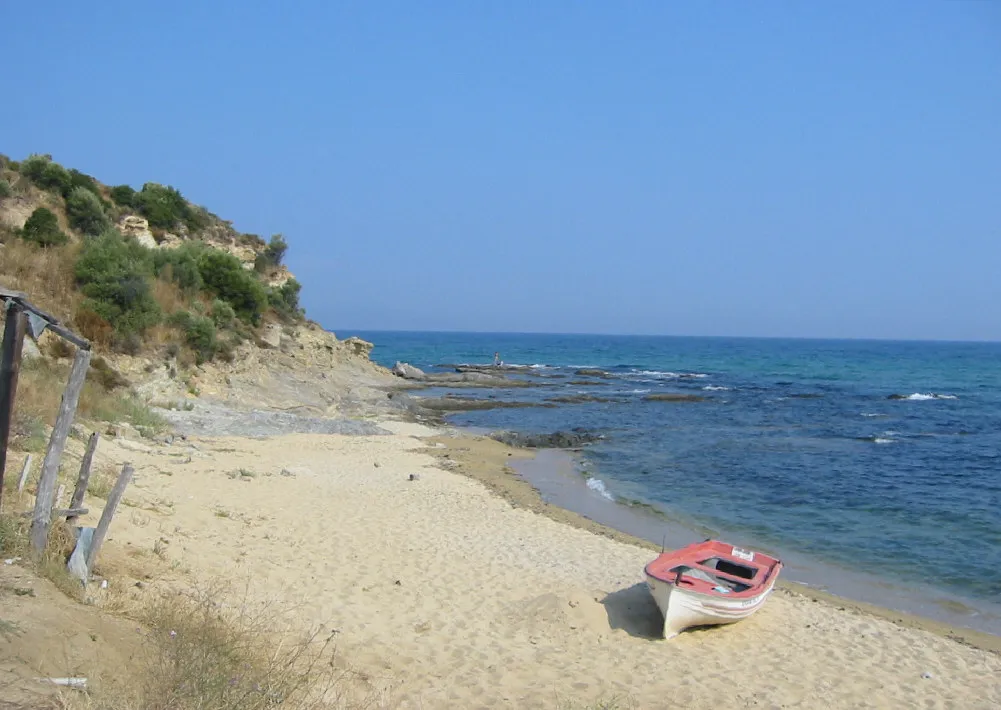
(423, 430, 1001, 654)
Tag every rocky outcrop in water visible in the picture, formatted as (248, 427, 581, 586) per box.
(491, 429, 603, 449)
(574, 368, 612, 378)
(643, 393, 705, 403)
(392, 362, 426, 380)
(547, 394, 622, 404)
(415, 396, 555, 412)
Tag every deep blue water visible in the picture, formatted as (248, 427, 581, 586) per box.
(345, 331, 1001, 611)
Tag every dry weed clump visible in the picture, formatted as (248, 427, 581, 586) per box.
(74, 586, 378, 710)
(0, 239, 81, 323)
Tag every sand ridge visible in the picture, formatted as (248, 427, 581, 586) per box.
(81, 422, 1001, 709)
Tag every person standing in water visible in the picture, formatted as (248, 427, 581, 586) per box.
(494, 351, 501, 367)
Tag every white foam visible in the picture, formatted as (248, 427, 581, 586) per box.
(586, 477, 615, 501)
(702, 385, 730, 391)
(629, 389, 651, 394)
(632, 370, 680, 379)
(861, 413, 885, 417)
(903, 393, 958, 401)
(874, 438, 895, 444)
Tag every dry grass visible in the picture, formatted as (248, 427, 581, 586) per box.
(12, 358, 167, 436)
(0, 513, 83, 600)
(68, 585, 386, 710)
(0, 239, 81, 324)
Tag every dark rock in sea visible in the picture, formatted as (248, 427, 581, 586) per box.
(643, 393, 706, 403)
(887, 394, 907, 400)
(455, 364, 547, 376)
(574, 368, 612, 378)
(422, 372, 535, 388)
(547, 394, 622, 404)
(789, 393, 823, 399)
(567, 379, 610, 386)
(491, 428, 604, 449)
(391, 361, 426, 380)
(415, 397, 556, 412)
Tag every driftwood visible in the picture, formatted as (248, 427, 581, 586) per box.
(17, 453, 33, 493)
(67, 432, 99, 525)
(30, 348, 92, 554)
(85, 463, 134, 572)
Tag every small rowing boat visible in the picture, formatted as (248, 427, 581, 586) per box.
(644, 539, 782, 639)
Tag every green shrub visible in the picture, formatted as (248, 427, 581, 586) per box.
(184, 315, 217, 363)
(269, 278, 303, 319)
(65, 169, 101, 199)
(21, 207, 68, 247)
(75, 229, 161, 339)
(210, 299, 236, 328)
(110, 184, 137, 207)
(255, 233, 288, 272)
(197, 249, 267, 324)
(66, 186, 110, 235)
(19, 154, 52, 183)
(153, 241, 205, 293)
(0, 179, 11, 200)
(21, 155, 72, 195)
(135, 182, 208, 233)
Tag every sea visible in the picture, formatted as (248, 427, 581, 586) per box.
(342, 331, 1001, 635)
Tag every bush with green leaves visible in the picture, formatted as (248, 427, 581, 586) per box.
(197, 249, 268, 324)
(153, 241, 205, 293)
(110, 184, 137, 207)
(269, 278, 303, 319)
(169, 311, 217, 363)
(0, 179, 11, 200)
(21, 155, 72, 195)
(255, 233, 288, 272)
(210, 299, 236, 328)
(66, 169, 102, 200)
(75, 229, 161, 339)
(135, 183, 208, 232)
(21, 207, 68, 247)
(66, 186, 110, 235)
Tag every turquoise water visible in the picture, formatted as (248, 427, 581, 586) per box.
(346, 331, 1001, 624)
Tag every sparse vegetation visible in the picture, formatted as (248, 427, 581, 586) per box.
(255, 233, 288, 272)
(0, 178, 12, 200)
(21, 206, 69, 247)
(78, 587, 353, 709)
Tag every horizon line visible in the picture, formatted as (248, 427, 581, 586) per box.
(321, 326, 1001, 346)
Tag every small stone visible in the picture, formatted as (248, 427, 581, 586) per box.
(408, 473, 420, 481)
(373, 462, 381, 468)
(922, 672, 933, 679)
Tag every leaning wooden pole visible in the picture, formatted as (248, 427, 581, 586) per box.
(85, 463, 133, 573)
(66, 432, 99, 526)
(0, 303, 28, 513)
(30, 348, 92, 555)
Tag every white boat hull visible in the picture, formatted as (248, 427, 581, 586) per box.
(645, 573, 777, 639)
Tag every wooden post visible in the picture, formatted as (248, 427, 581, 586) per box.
(66, 433, 98, 525)
(0, 303, 28, 513)
(30, 348, 92, 555)
(17, 453, 33, 493)
(52, 484, 65, 512)
(85, 463, 133, 573)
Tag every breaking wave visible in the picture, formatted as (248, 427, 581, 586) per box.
(892, 393, 959, 401)
(702, 385, 730, 391)
(586, 477, 615, 501)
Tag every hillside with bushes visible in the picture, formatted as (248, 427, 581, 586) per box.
(0, 153, 303, 363)
(0, 152, 386, 445)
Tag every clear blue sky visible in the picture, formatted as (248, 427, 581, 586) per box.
(2, 2, 999, 340)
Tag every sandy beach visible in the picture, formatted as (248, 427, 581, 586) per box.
(54, 416, 998, 709)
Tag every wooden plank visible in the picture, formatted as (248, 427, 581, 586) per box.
(85, 463, 133, 573)
(29, 348, 92, 554)
(0, 303, 28, 513)
(66, 433, 98, 525)
(17, 453, 33, 493)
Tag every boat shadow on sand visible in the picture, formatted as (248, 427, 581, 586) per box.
(601, 583, 664, 639)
